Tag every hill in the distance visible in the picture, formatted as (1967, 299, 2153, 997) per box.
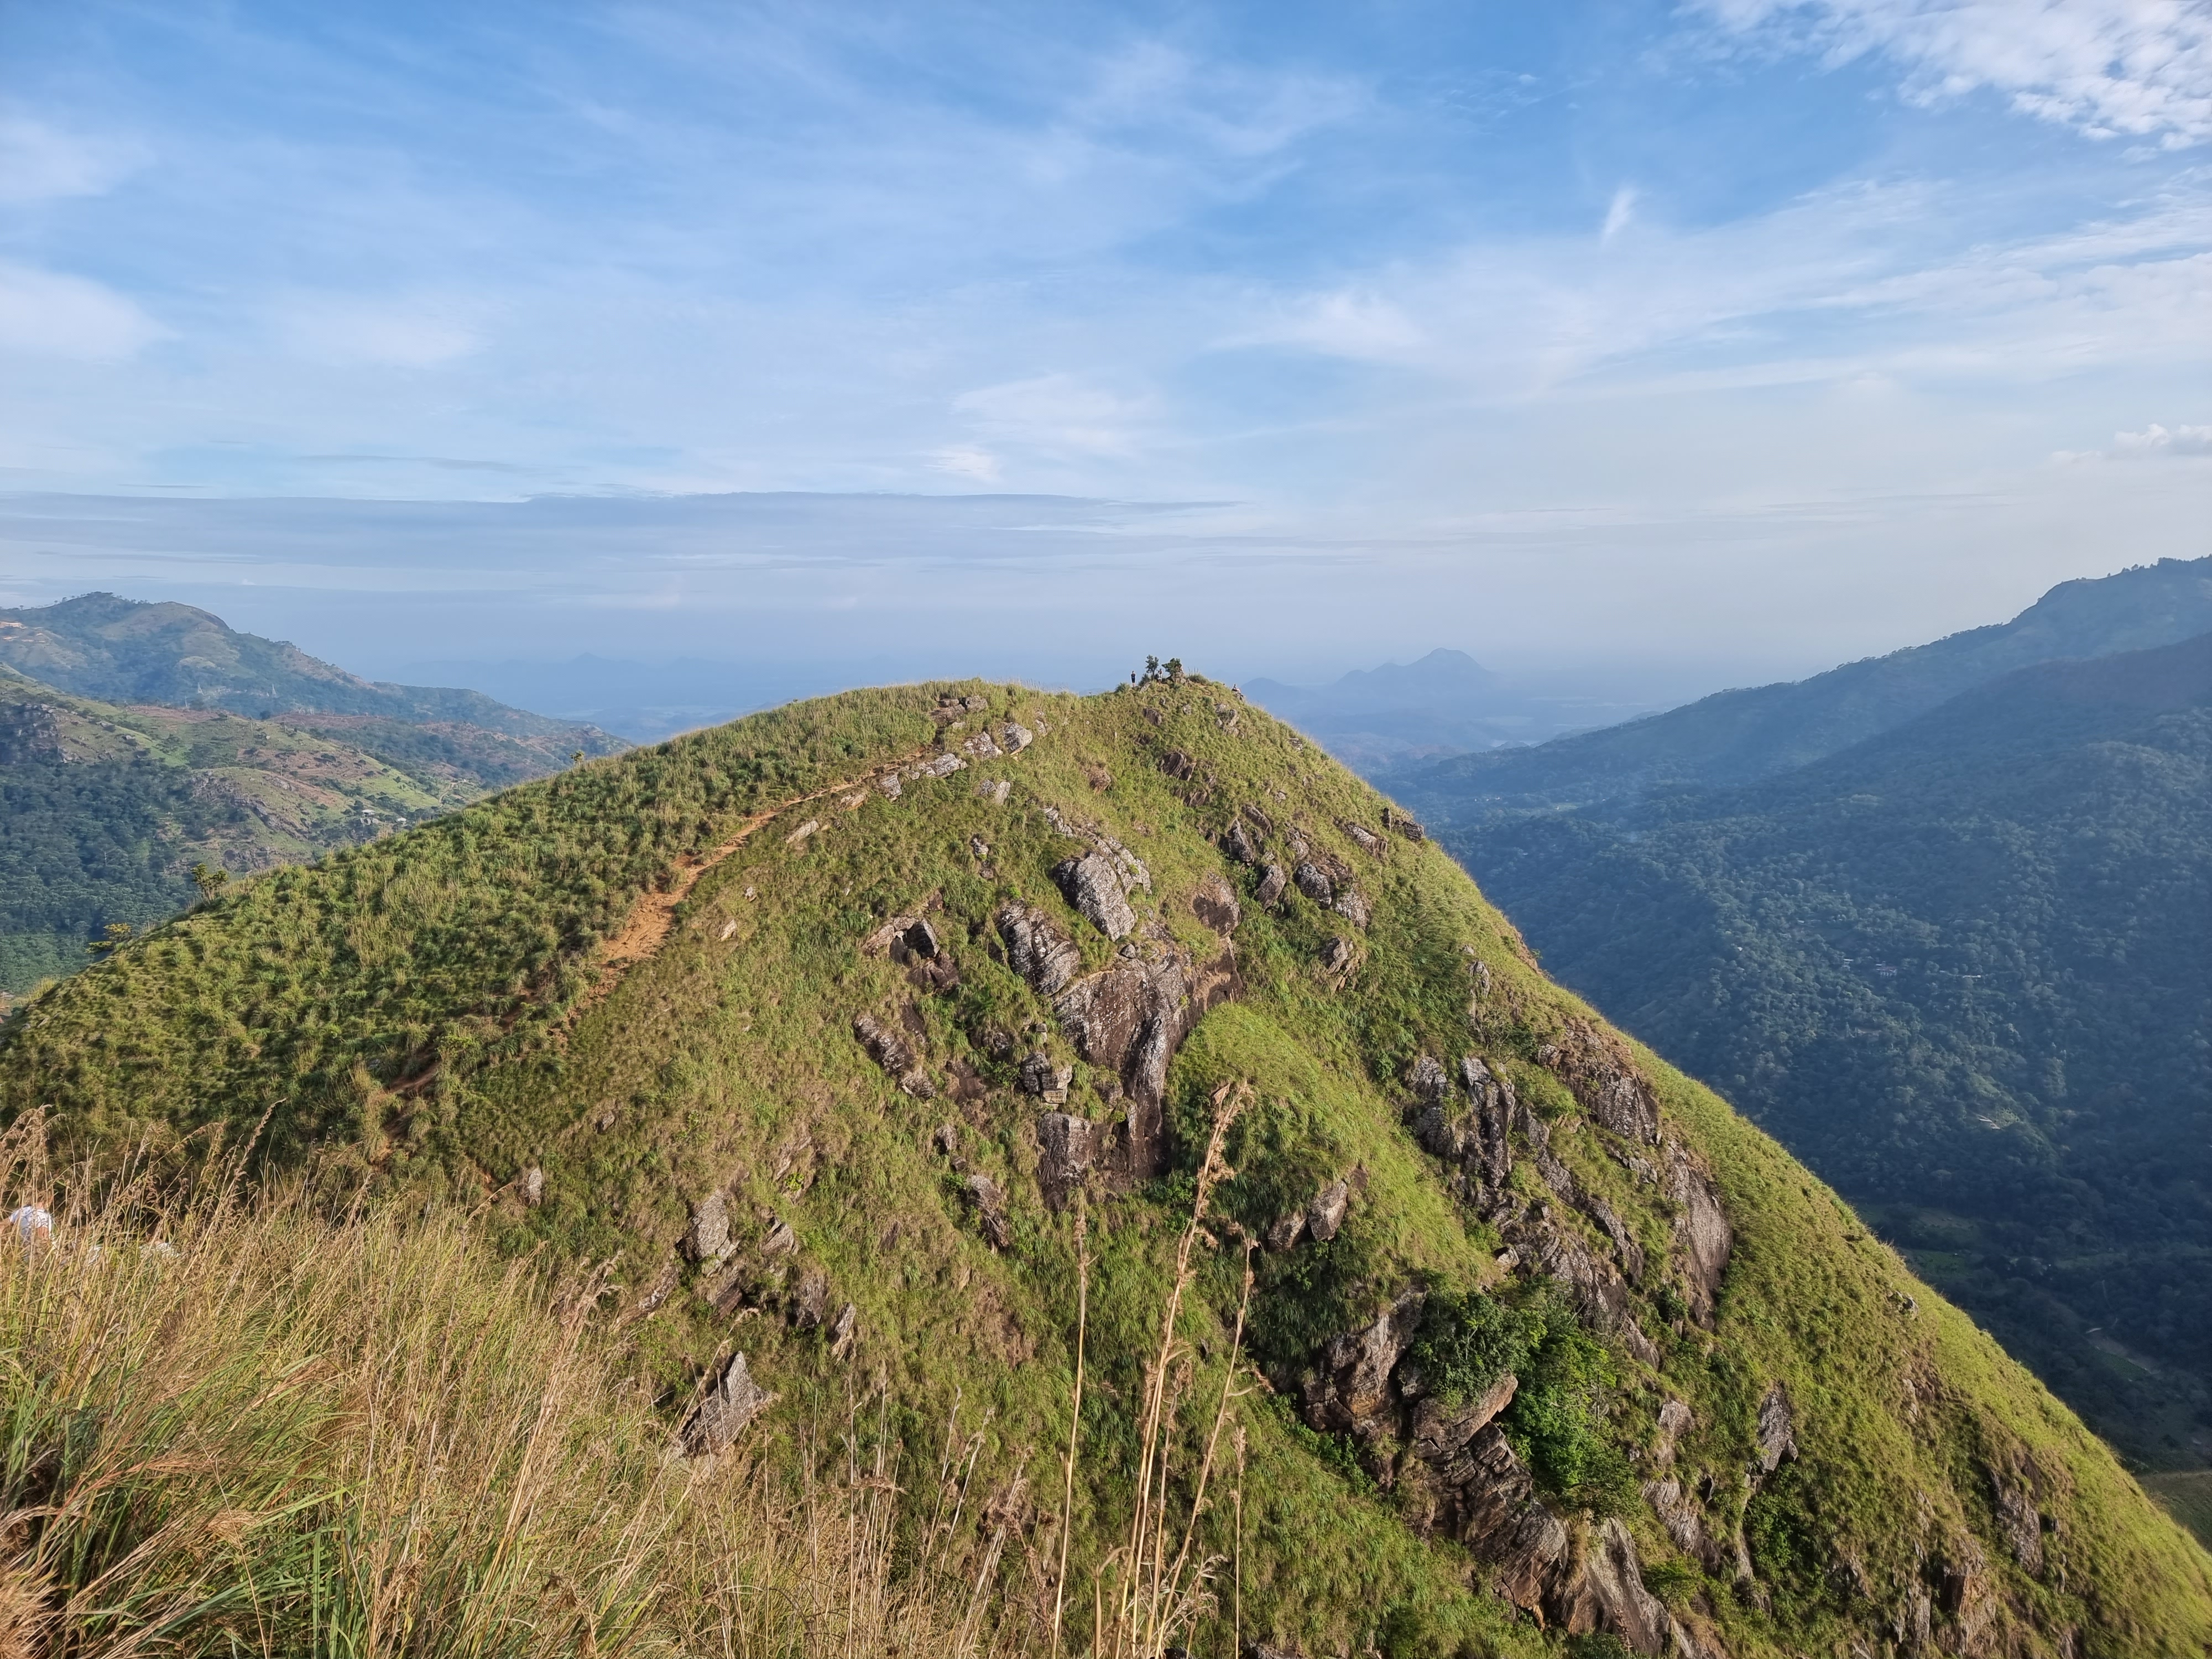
(0, 592, 626, 753)
(0, 592, 629, 997)
(3, 672, 2206, 1655)
(1396, 555, 2212, 822)
(1246, 648, 1653, 770)
(1442, 630, 2212, 1478)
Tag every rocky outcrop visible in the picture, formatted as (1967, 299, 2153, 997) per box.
(1050, 940, 1238, 1180)
(1990, 1460, 2046, 1573)
(1546, 1024, 1661, 1145)
(1223, 819, 1259, 865)
(1302, 1291, 1425, 1441)
(1755, 1381, 1797, 1474)
(683, 1189, 732, 1262)
(853, 1013, 932, 1096)
(1291, 860, 1332, 905)
(682, 1352, 775, 1456)
(1306, 1177, 1352, 1243)
(1667, 1144, 1733, 1324)
(1035, 1111, 1097, 1212)
(997, 902, 1082, 994)
(963, 1173, 1012, 1250)
(1053, 851, 1136, 940)
(1255, 863, 1287, 906)
(1019, 1051, 1073, 1102)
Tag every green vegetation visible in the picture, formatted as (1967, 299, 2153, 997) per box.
(2, 672, 2208, 1653)
(1439, 632, 2212, 1474)
(0, 604, 629, 998)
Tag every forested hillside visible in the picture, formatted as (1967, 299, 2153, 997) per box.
(1445, 633, 2212, 1473)
(0, 663, 608, 996)
(4, 674, 2208, 1655)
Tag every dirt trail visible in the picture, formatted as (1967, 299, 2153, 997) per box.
(582, 745, 933, 1008)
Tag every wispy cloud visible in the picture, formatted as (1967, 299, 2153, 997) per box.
(2058, 420, 2212, 459)
(0, 111, 143, 202)
(1695, 0, 2212, 148)
(0, 261, 161, 359)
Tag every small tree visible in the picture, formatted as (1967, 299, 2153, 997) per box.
(190, 862, 229, 899)
(87, 922, 134, 957)
(570, 750, 585, 767)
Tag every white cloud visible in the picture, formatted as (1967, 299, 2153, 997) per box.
(951, 374, 1154, 458)
(0, 113, 143, 202)
(1696, 0, 2212, 147)
(0, 261, 162, 359)
(2112, 420, 2212, 453)
(1602, 186, 1639, 243)
(929, 444, 1002, 482)
(274, 294, 482, 369)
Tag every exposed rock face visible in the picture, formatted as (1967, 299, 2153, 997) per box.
(1191, 872, 1240, 933)
(1408, 1373, 1517, 1463)
(1319, 935, 1357, 976)
(1035, 1111, 1097, 1212)
(1255, 863, 1287, 906)
(1755, 1381, 1798, 1474)
(1051, 941, 1237, 1179)
(964, 1173, 1012, 1250)
(792, 1265, 831, 1329)
(683, 1190, 732, 1262)
(1305, 1177, 1353, 1243)
(1333, 888, 1372, 927)
(996, 902, 1082, 995)
(1053, 851, 1137, 940)
(1667, 1144, 1733, 1324)
(1655, 1397, 1693, 1464)
(1547, 1024, 1661, 1144)
(1000, 722, 1034, 752)
(1292, 860, 1334, 906)
(521, 1165, 544, 1208)
(1560, 1519, 1677, 1654)
(1406, 1053, 1448, 1104)
(1265, 1209, 1305, 1251)
(1342, 820, 1385, 856)
(828, 1302, 858, 1360)
(682, 1352, 775, 1456)
(1991, 1463, 2046, 1573)
(1159, 748, 1196, 779)
(1223, 820, 1259, 865)
(1302, 1291, 1425, 1437)
(852, 1013, 915, 1077)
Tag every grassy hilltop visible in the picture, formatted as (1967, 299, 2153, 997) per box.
(3, 675, 2209, 1656)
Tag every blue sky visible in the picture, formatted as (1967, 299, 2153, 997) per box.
(1, 1, 2206, 700)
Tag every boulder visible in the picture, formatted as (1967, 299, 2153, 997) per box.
(1292, 860, 1334, 906)
(1159, 748, 1196, 780)
(681, 1352, 775, 1456)
(762, 1218, 799, 1256)
(828, 1302, 858, 1361)
(1191, 872, 1240, 934)
(996, 902, 1082, 994)
(683, 1190, 733, 1262)
(1382, 805, 1425, 842)
(521, 1165, 544, 1208)
(962, 730, 1002, 759)
(1223, 820, 1260, 865)
(1342, 821, 1385, 856)
(1035, 1111, 1097, 1212)
(1264, 1210, 1306, 1251)
(1053, 851, 1137, 941)
(1000, 722, 1034, 752)
(974, 778, 1011, 804)
(1319, 935, 1357, 975)
(1306, 1177, 1352, 1243)
(1019, 1051, 1073, 1103)
(1333, 888, 1372, 928)
(964, 1173, 1013, 1250)
(1255, 864, 1287, 906)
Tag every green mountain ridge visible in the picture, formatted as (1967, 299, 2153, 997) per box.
(0, 591, 627, 750)
(1394, 555, 2212, 821)
(3, 675, 2206, 1655)
(1439, 631, 2212, 1479)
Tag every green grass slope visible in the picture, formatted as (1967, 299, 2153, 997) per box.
(1441, 634, 2212, 1475)
(3, 676, 2208, 1656)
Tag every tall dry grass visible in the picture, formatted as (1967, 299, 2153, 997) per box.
(0, 1084, 1265, 1658)
(0, 1118, 1024, 1658)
